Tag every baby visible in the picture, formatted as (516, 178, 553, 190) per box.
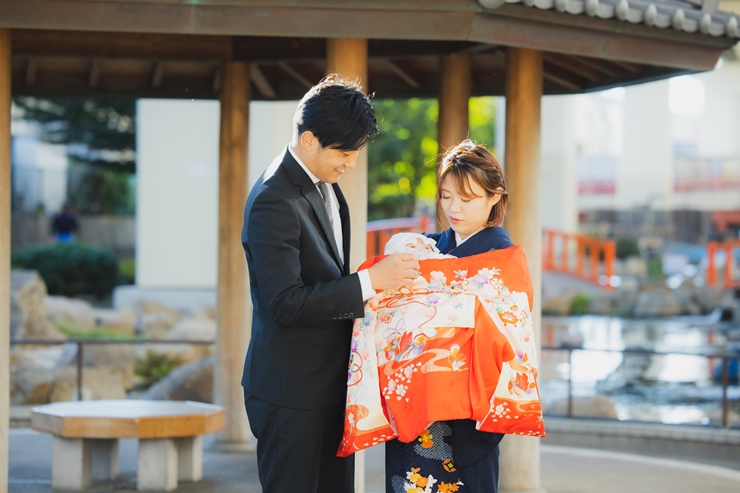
(384, 232, 453, 259)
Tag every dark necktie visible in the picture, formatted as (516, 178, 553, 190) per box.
(316, 181, 334, 228)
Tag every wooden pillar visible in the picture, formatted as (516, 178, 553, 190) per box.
(0, 28, 9, 493)
(501, 47, 544, 493)
(326, 38, 368, 272)
(215, 61, 252, 447)
(326, 37, 368, 492)
(437, 52, 471, 231)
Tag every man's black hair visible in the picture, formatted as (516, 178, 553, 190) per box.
(293, 74, 378, 151)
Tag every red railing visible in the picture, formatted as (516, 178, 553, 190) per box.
(543, 229, 616, 288)
(366, 216, 430, 258)
(707, 240, 740, 289)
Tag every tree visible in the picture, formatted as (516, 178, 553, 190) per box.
(13, 97, 136, 214)
(367, 96, 497, 221)
(12, 97, 136, 173)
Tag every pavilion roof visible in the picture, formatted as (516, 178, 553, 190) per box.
(2, 0, 739, 100)
(483, 0, 739, 38)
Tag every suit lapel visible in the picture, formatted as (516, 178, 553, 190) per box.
(333, 183, 351, 275)
(282, 151, 343, 270)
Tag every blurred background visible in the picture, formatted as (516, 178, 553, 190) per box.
(7, 14, 740, 435)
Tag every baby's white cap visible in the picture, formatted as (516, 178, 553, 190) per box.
(384, 232, 439, 255)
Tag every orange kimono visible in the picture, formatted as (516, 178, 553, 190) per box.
(338, 246, 545, 457)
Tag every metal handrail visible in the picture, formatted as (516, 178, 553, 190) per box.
(541, 345, 740, 429)
(10, 338, 214, 402)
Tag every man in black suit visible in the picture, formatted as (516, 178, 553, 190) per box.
(242, 75, 419, 493)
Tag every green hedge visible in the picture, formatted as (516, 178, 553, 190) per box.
(12, 243, 119, 298)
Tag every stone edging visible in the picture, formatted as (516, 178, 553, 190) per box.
(543, 416, 740, 445)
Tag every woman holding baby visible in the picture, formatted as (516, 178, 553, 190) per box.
(385, 140, 512, 493)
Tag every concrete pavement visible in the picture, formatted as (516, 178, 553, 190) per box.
(8, 428, 740, 493)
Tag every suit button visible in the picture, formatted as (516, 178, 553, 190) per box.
(343, 313, 348, 318)
(333, 315, 338, 320)
(349, 312, 354, 318)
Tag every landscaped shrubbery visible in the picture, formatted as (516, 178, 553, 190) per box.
(12, 243, 119, 298)
(616, 237, 641, 259)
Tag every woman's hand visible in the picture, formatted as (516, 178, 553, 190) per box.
(367, 254, 420, 291)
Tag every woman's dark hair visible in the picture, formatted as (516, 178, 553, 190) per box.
(293, 74, 378, 151)
(437, 140, 508, 227)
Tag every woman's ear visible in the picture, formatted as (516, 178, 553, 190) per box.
(489, 187, 504, 207)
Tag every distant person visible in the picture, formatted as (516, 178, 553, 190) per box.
(51, 203, 79, 243)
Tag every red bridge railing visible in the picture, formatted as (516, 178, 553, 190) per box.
(707, 240, 740, 288)
(543, 229, 616, 288)
(367, 219, 615, 288)
(366, 216, 430, 258)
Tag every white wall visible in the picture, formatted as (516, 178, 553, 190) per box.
(540, 95, 578, 233)
(248, 101, 299, 190)
(135, 99, 298, 289)
(136, 99, 221, 288)
(617, 80, 673, 210)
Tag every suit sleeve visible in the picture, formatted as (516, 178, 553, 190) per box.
(246, 189, 365, 328)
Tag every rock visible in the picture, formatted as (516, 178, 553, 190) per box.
(188, 306, 216, 321)
(141, 301, 180, 323)
(83, 344, 139, 389)
(544, 395, 618, 419)
(10, 270, 64, 340)
(93, 308, 138, 336)
(141, 312, 176, 340)
(143, 357, 214, 403)
(10, 344, 68, 370)
(137, 315, 216, 363)
(632, 288, 682, 317)
(45, 295, 96, 331)
(165, 316, 216, 342)
(587, 295, 613, 316)
(49, 367, 127, 402)
(625, 257, 648, 278)
(11, 365, 57, 404)
(140, 302, 180, 339)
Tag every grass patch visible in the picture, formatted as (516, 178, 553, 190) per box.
(569, 294, 592, 316)
(55, 321, 142, 340)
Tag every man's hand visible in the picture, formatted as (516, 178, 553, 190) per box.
(367, 254, 420, 291)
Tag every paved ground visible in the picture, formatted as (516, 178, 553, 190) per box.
(8, 428, 740, 493)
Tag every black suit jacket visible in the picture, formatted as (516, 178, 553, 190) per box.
(241, 149, 366, 410)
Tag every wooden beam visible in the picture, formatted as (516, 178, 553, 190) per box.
(543, 61, 583, 91)
(382, 59, 421, 89)
(500, 46, 543, 493)
(437, 52, 471, 231)
(611, 60, 644, 74)
(24, 58, 37, 86)
(470, 9, 726, 71)
(326, 38, 369, 492)
(216, 61, 252, 446)
(88, 60, 101, 88)
(570, 56, 623, 78)
(276, 61, 312, 90)
(212, 66, 222, 93)
(151, 62, 164, 89)
(12, 29, 232, 61)
(0, 27, 11, 493)
(543, 53, 602, 82)
(249, 63, 276, 99)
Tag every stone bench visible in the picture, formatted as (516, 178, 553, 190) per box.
(31, 399, 225, 491)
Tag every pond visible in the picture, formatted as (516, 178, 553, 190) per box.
(539, 315, 740, 427)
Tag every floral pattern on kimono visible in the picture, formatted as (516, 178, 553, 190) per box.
(338, 246, 545, 457)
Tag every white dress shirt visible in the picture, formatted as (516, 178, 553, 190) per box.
(287, 145, 375, 301)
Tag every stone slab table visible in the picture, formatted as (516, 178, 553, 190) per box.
(31, 400, 225, 491)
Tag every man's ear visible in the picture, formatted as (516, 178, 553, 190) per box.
(300, 131, 318, 153)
